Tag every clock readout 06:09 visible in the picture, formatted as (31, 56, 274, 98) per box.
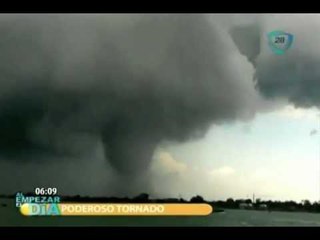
(34, 187, 58, 196)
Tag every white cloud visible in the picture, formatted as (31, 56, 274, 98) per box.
(276, 105, 319, 120)
(150, 148, 317, 202)
(151, 151, 187, 174)
(210, 166, 235, 176)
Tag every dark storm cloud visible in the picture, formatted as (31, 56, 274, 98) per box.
(228, 15, 320, 109)
(0, 14, 263, 193)
(255, 54, 320, 108)
(230, 24, 261, 64)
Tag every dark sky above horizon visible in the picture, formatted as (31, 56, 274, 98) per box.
(0, 14, 319, 201)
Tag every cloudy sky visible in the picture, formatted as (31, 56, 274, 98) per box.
(0, 14, 319, 202)
(151, 105, 320, 202)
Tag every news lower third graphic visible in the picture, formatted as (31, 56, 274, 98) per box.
(268, 30, 294, 55)
(15, 191, 213, 216)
